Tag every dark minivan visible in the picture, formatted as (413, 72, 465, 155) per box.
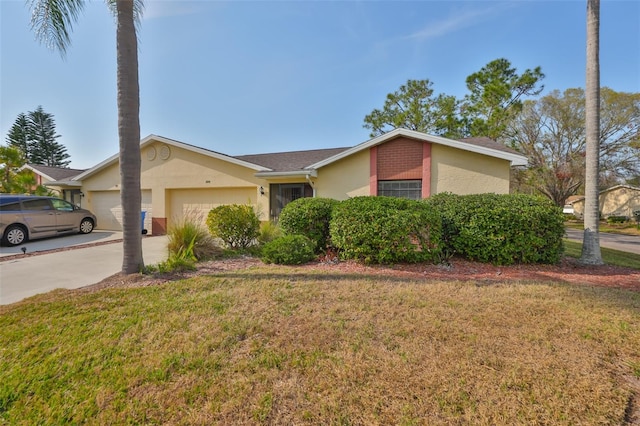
(0, 195, 97, 246)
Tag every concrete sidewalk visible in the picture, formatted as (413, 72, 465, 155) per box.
(0, 235, 168, 306)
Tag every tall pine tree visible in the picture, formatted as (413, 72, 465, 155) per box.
(6, 113, 30, 160)
(4, 106, 70, 167)
(27, 106, 70, 167)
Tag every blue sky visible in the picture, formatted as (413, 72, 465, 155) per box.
(1, 0, 638, 169)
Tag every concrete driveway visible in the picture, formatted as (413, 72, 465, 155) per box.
(0, 230, 124, 257)
(0, 233, 168, 306)
(565, 228, 640, 255)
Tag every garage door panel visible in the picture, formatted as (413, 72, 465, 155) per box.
(90, 190, 152, 232)
(169, 188, 255, 228)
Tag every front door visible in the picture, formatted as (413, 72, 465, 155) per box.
(269, 183, 313, 221)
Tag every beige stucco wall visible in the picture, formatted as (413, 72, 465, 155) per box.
(601, 187, 640, 217)
(430, 145, 511, 195)
(310, 144, 512, 199)
(314, 149, 370, 199)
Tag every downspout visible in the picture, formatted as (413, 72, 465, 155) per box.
(306, 173, 316, 197)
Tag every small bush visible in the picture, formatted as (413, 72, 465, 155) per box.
(206, 204, 260, 249)
(330, 196, 443, 264)
(278, 197, 340, 252)
(167, 217, 222, 261)
(606, 215, 628, 224)
(424, 193, 565, 265)
(260, 234, 316, 265)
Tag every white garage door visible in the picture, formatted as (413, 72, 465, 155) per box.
(90, 190, 152, 232)
(168, 188, 255, 228)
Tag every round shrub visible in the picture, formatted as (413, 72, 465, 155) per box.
(330, 196, 443, 264)
(260, 234, 316, 265)
(206, 204, 260, 249)
(278, 197, 339, 252)
(424, 193, 565, 265)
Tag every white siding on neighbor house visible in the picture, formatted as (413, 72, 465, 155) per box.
(90, 190, 152, 232)
(167, 188, 256, 228)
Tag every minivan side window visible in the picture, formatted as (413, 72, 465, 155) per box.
(0, 202, 21, 211)
(22, 199, 52, 211)
(51, 199, 75, 212)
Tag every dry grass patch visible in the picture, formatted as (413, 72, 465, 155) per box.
(1, 267, 640, 425)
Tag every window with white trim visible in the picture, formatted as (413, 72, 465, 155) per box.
(378, 180, 422, 200)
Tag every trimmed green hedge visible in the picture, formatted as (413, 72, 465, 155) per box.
(278, 197, 339, 253)
(330, 196, 443, 264)
(424, 193, 565, 265)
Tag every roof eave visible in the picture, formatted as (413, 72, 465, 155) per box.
(306, 128, 528, 169)
(255, 170, 318, 179)
(43, 180, 82, 187)
(74, 134, 271, 181)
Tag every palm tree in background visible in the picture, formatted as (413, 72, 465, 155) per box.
(29, 0, 145, 273)
(580, 0, 603, 265)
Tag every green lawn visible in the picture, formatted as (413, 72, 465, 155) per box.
(563, 239, 640, 269)
(2, 267, 639, 425)
(565, 220, 640, 236)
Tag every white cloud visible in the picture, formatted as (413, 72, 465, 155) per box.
(404, 3, 512, 43)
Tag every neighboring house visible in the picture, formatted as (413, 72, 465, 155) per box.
(20, 164, 86, 205)
(46, 128, 527, 235)
(572, 185, 640, 219)
(563, 195, 583, 215)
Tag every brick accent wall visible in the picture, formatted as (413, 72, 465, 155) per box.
(377, 137, 423, 180)
(152, 217, 167, 235)
(369, 136, 432, 198)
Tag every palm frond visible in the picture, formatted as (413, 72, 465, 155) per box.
(29, 0, 85, 55)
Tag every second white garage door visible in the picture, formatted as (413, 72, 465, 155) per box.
(168, 188, 256, 228)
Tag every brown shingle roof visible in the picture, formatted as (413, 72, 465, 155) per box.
(235, 147, 350, 172)
(457, 137, 523, 157)
(27, 164, 86, 181)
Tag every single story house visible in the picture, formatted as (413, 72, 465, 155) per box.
(572, 184, 640, 219)
(20, 164, 86, 204)
(48, 128, 527, 235)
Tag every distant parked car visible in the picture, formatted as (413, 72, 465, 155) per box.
(0, 195, 97, 246)
(563, 204, 575, 215)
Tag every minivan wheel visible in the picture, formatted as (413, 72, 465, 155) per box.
(3, 225, 27, 246)
(79, 218, 94, 234)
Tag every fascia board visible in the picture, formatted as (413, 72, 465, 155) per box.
(255, 170, 318, 178)
(72, 134, 271, 182)
(43, 180, 82, 187)
(306, 128, 528, 169)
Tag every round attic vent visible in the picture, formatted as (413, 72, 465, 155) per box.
(159, 145, 171, 160)
(146, 146, 157, 161)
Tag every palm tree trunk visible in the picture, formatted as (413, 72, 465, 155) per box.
(116, 0, 143, 273)
(580, 0, 603, 265)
